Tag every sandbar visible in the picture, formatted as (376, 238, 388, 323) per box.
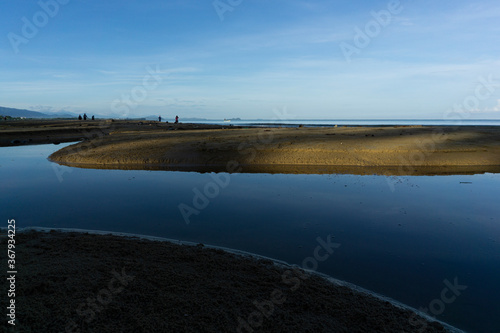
(49, 123, 500, 176)
(2, 119, 500, 175)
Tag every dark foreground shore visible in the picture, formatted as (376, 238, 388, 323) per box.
(1, 230, 458, 333)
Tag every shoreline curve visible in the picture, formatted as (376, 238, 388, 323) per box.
(11, 227, 467, 333)
(47, 125, 500, 176)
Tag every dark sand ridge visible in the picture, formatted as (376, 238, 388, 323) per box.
(1, 229, 462, 333)
(0, 119, 229, 147)
(43, 122, 500, 176)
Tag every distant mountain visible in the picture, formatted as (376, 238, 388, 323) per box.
(0, 106, 81, 119)
(46, 110, 80, 118)
(0, 106, 50, 118)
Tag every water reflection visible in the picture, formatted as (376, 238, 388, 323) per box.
(1, 143, 499, 332)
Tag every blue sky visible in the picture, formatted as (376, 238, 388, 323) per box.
(1, 0, 500, 119)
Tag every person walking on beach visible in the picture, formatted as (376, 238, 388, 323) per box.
(83, 113, 87, 120)
(175, 115, 179, 124)
(158, 115, 162, 122)
(78, 115, 82, 120)
(92, 115, 95, 120)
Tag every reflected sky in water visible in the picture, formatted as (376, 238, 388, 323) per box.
(1, 143, 499, 332)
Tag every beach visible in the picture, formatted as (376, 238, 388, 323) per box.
(5, 230, 455, 333)
(37, 121, 500, 176)
(2, 119, 499, 175)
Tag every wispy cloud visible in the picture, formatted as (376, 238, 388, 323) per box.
(481, 100, 500, 112)
(1, 0, 499, 119)
(449, 2, 500, 22)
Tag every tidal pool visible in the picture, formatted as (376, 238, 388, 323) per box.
(1, 143, 499, 332)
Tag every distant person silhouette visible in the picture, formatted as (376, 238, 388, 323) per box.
(78, 115, 82, 120)
(175, 115, 179, 124)
(83, 113, 87, 120)
(92, 115, 95, 120)
(159, 115, 162, 122)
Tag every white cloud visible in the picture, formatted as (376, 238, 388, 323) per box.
(484, 100, 500, 112)
(393, 17, 414, 26)
(449, 3, 500, 22)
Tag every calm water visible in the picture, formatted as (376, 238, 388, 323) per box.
(2, 143, 500, 333)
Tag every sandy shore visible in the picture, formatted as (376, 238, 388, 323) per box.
(2, 230, 457, 332)
(50, 123, 500, 176)
(2, 119, 500, 175)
